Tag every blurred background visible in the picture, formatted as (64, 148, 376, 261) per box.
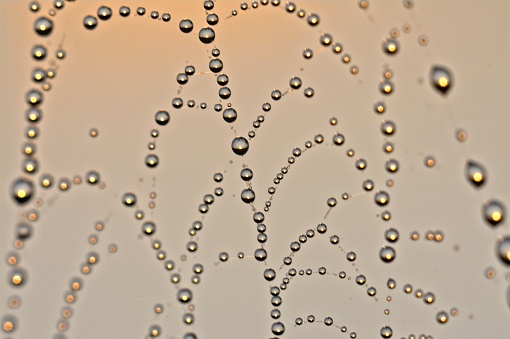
(1, 0, 510, 338)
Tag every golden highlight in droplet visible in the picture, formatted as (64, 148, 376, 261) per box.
(3, 321, 14, 332)
(12, 275, 22, 285)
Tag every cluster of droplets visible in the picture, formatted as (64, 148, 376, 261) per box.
(4, 1, 509, 338)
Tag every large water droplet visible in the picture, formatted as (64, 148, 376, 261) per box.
(34, 17, 53, 36)
(198, 27, 215, 44)
(231, 136, 249, 156)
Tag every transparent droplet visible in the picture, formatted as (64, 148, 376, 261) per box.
(332, 133, 345, 145)
(34, 16, 53, 36)
(12, 178, 34, 204)
(380, 246, 396, 262)
(363, 179, 374, 191)
(466, 160, 486, 187)
(385, 159, 399, 173)
(209, 59, 223, 73)
(303, 48, 313, 59)
(271, 322, 285, 335)
(83, 15, 98, 29)
(436, 311, 449, 324)
(241, 189, 255, 203)
(219, 252, 228, 261)
(206, 13, 219, 25)
(199, 27, 215, 44)
(26, 89, 43, 106)
(264, 268, 276, 281)
(145, 154, 159, 168)
(162, 13, 171, 22)
(177, 288, 192, 303)
(231, 136, 249, 156)
(179, 19, 194, 33)
(204, 0, 214, 10)
(497, 236, 510, 265)
(119, 6, 130, 17)
(381, 120, 396, 135)
(97, 6, 112, 20)
(122, 192, 136, 206)
(254, 248, 267, 261)
(142, 221, 156, 235)
(383, 38, 399, 54)
(356, 274, 366, 285)
(307, 13, 320, 26)
(150, 11, 159, 19)
(483, 200, 505, 226)
(380, 80, 394, 95)
(385, 228, 399, 242)
(290, 76, 302, 89)
(320, 33, 333, 46)
(240, 168, 253, 181)
(32, 44, 47, 60)
(431, 66, 453, 95)
(380, 326, 393, 338)
(155, 111, 170, 126)
(355, 158, 367, 170)
(375, 191, 390, 206)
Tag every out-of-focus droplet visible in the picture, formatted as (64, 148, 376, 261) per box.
(145, 154, 159, 168)
(232, 136, 249, 156)
(1, 314, 17, 332)
(431, 66, 453, 95)
(198, 27, 215, 44)
(381, 120, 396, 135)
(12, 178, 34, 204)
(483, 200, 505, 226)
(32, 44, 47, 60)
(332, 133, 345, 145)
(380, 80, 394, 95)
(177, 288, 192, 303)
(466, 160, 486, 187)
(34, 16, 53, 36)
(26, 89, 43, 105)
(383, 38, 399, 54)
(380, 326, 392, 338)
(307, 13, 320, 26)
(436, 311, 448, 324)
(122, 192, 137, 206)
(497, 236, 510, 265)
(375, 191, 390, 206)
(385, 159, 399, 173)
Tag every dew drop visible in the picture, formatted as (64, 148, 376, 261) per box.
(34, 16, 53, 36)
(483, 200, 505, 226)
(199, 27, 215, 44)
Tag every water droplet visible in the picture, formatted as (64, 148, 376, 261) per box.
(122, 192, 136, 206)
(204, 0, 214, 10)
(380, 80, 394, 95)
(290, 76, 302, 89)
(240, 168, 253, 181)
(155, 111, 170, 126)
(12, 178, 34, 204)
(97, 6, 112, 20)
(145, 154, 159, 168)
(264, 268, 276, 281)
(385, 159, 399, 173)
(466, 160, 486, 187)
(381, 120, 396, 135)
(307, 13, 320, 26)
(380, 326, 393, 338)
(231, 136, 249, 156)
(254, 248, 267, 261)
(179, 19, 194, 33)
(431, 66, 453, 95)
(383, 38, 399, 54)
(32, 45, 47, 60)
(142, 221, 156, 235)
(303, 48, 313, 59)
(209, 58, 223, 73)
(199, 27, 215, 44)
(483, 200, 505, 226)
(380, 246, 396, 262)
(241, 189, 255, 203)
(332, 133, 345, 145)
(34, 16, 53, 36)
(177, 288, 192, 303)
(83, 15, 98, 30)
(436, 310, 449, 324)
(497, 236, 510, 265)
(206, 13, 219, 25)
(271, 322, 285, 335)
(119, 6, 130, 17)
